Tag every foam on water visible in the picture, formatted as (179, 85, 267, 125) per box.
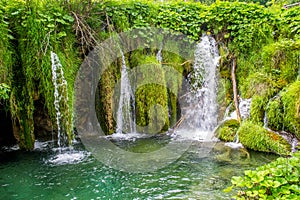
(1, 144, 20, 152)
(46, 150, 90, 166)
(105, 132, 151, 141)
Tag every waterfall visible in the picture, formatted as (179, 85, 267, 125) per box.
(156, 45, 163, 63)
(263, 95, 279, 128)
(50, 51, 69, 147)
(180, 35, 220, 140)
(116, 51, 136, 134)
(226, 98, 251, 121)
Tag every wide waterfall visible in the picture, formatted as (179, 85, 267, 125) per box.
(180, 35, 220, 140)
(115, 50, 136, 134)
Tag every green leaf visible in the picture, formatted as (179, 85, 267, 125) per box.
(223, 186, 233, 193)
(57, 31, 67, 38)
(63, 15, 74, 22)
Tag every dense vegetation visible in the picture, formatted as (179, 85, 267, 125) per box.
(225, 152, 300, 199)
(0, 0, 300, 198)
(0, 0, 298, 149)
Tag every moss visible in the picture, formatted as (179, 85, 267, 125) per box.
(266, 96, 284, 131)
(281, 81, 300, 138)
(96, 60, 119, 135)
(238, 121, 291, 155)
(241, 72, 281, 99)
(162, 41, 185, 127)
(261, 39, 300, 84)
(216, 119, 240, 142)
(250, 95, 267, 126)
(5, 1, 79, 149)
(135, 56, 169, 134)
(265, 81, 300, 138)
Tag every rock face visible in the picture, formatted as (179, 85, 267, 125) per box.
(0, 107, 15, 147)
(33, 100, 54, 141)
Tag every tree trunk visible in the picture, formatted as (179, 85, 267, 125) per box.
(231, 56, 241, 122)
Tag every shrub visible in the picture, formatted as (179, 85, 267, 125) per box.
(225, 152, 300, 199)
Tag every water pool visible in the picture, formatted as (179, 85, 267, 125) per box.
(0, 136, 277, 200)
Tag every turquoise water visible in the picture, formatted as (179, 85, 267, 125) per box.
(0, 137, 278, 200)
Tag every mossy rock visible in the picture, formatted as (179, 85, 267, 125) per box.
(265, 96, 284, 131)
(241, 73, 281, 99)
(281, 81, 300, 138)
(250, 95, 268, 126)
(135, 56, 169, 134)
(266, 81, 300, 138)
(215, 119, 240, 142)
(238, 121, 291, 156)
(213, 142, 250, 164)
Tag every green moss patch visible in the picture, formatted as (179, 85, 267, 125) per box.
(238, 121, 291, 155)
(216, 119, 240, 142)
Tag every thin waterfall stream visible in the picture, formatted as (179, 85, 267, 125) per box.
(115, 50, 136, 134)
(49, 52, 89, 165)
(50, 51, 69, 148)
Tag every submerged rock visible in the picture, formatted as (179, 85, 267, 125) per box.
(212, 142, 250, 163)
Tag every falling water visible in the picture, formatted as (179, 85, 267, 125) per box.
(181, 35, 220, 140)
(226, 98, 251, 121)
(116, 51, 136, 134)
(50, 51, 69, 147)
(49, 52, 90, 165)
(263, 95, 279, 128)
(156, 45, 163, 63)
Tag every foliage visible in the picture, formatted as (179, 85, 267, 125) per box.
(0, 1, 13, 103)
(280, 6, 300, 39)
(3, 0, 79, 149)
(0, 83, 10, 100)
(226, 152, 300, 199)
(202, 2, 275, 53)
(0, 0, 299, 150)
(261, 39, 300, 84)
(238, 121, 291, 155)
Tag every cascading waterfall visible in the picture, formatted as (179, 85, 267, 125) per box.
(50, 51, 69, 147)
(180, 35, 220, 140)
(116, 50, 136, 134)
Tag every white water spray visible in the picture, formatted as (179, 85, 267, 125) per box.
(116, 51, 136, 134)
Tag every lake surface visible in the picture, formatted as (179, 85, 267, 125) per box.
(0, 135, 278, 200)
